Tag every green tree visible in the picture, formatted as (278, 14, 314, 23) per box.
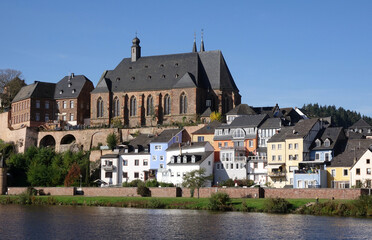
(0, 69, 25, 109)
(106, 133, 118, 150)
(182, 168, 212, 198)
(210, 111, 222, 122)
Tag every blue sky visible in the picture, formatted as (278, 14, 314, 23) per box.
(1, 0, 372, 116)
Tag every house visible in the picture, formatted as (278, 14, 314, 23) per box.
(213, 114, 268, 184)
(149, 129, 183, 178)
(350, 148, 372, 188)
(10, 73, 94, 128)
(293, 127, 346, 188)
(267, 118, 322, 188)
(90, 36, 241, 127)
(159, 142, 214, 186)
(225, 104, 257, 124)
(192, 120, 221, 146)
(100, 154, 121, 186)
(327, 139, 372, 188)
(347, 119, 372, 139)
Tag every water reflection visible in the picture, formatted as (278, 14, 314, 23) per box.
(0, 205, 371, 240)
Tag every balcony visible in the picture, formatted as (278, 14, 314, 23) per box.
(102, 165, 115, 171)
(234, 156, 247, 162)
(248, 156, 267, 162)
(268, 172, 286, 177)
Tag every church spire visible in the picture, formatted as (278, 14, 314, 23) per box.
(200, 29, 205, 52)
(131, 32, 141, 62)
(192, 32, 197, 52)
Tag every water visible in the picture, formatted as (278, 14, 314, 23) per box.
(0, 205, 371, 240)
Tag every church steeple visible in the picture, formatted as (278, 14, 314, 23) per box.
(131, 33, 141, 62)
(200, 29, 205, 52)
(192, 32, 197, 52)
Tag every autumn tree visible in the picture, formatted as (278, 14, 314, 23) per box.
(210, 111, 222, 122)
(64, 163, 81, 187)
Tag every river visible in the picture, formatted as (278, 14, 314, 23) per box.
(0, 205, 371, 239)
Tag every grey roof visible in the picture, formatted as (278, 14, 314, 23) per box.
(268, 118, 319, 142)
(166, 141, 209, 151)
(101, 154, 119, 159)
(92, 47, 238, 93)
(330, 139, 372, 167)
(192, 121, 222, 135)
(226, 104, 256, 115)
(167, 151, 214, 166)
(350, 119, 371, 129)
(129, 134, 154, 147)
(54, 75, 93, 99)
(222, 114, 268, 128)
(260, 118, 281, 129)
(151, 129, 182, 143)
(200, 107, 212, 117)
(311, 127, 344, 151)
(12, 81, 56, 103)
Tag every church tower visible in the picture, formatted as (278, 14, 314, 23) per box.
(131, 36, 141, 62)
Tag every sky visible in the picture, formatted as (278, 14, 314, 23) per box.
(1, 0, 372, 116)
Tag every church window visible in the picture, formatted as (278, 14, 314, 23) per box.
(179, 93, 187, 114)
(164, 94, 171, 115)
(113, 97, 120, 117)
(97, 97, 104, 118)
(147, 95, 154, 116)
(130, 96, 137, 116)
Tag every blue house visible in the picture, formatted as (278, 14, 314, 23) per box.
(294, 127, 346, 188)
(149, 129, 184, 177)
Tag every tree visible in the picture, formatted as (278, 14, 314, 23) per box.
(210, 111, 222, 122)
(106, 133, 118, 150)
(0, 69, 25, 109)
(182, 168, 212, 198)
(64, 163, 81, 187)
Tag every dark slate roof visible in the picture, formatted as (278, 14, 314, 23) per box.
(350, 119, 371, 129)
(54, 75, 93, 99)
(100, 154, 119, 159)
(226, 104, 256, 115)
(268, 118, 319, 142)
(311, 127, 344, 151)
(92, 47, 238, 93)
(167, 151, 214, 166)
(252, 106, 278, 117)
(129, 134, 154, 147)
(330, 139, 372, 167)
(348, 131, 366, 139)
(259, 118, 281, 129)
(192, 121, 222, 135)
(12, 81, 56, 103)
(201, 107, 212, 117)
(166, 141, 209, 151)
(151, 129, 182, 143)
(221, 114, 268, 128)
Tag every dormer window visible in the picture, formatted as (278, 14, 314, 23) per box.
(324, 139, 331, 147)
(161, 75, 166, 79)
(59, 90, 63, 94)
(129, 67, 132, 70)
(191, 155, 196, 163)
(177, 156, 181, 163)
(175, 74, 179, 78)
(171, 156, 175, 163)
(147, 75, 152, 79)
(175, 63, 179, 67)
(315, 139, 321, 147)
(233, 128, 245, 138)
(135, 148, 138, 153)
(131, 77, 135, 81)
(144, 65, 148, 68)
(68, 83, 72, 87)
(116, 78, 120, 82)
(160, 64, 164, 68)
(183, 155, 187, 163)
(72, 89, 76, 93)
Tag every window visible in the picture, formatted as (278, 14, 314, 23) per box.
(45, 114, 49, 122)
(158, 156, 164, 161)
(278, 155, 282, 161)
(69, 113, 74, 121)
(254, 162, 258, 168)
(294, 143, 298, 149)
(70, 100, 74, 108)
(236, 163, 239, 169)
(35, 113, 40, 121)
(159, 164, 164, 169)
(45, 101, 49, 109)
(278, 144, 282, 150)
(130, 96, 137, 116)
(63, 115, 67, 121)
(343, 169, 348, 176)
(152, 156, 156, 161)
(179, 92, 187, 114)
(367, 180, 371, 188)
(331, 169, 336, 177)
(146, 95, 154, 116)
(36, 100, 40, 108)
(367, 159, 370, 164)
(271, 144, 275, 150)
(63, 101, 67, 109)
(249, 140, 254, 148)
(206, 99, 211, 107)
(135, 160, 139, 166)
(216, 163, 220, 169)
(105, 172, 113, 178)
(197, 136, 204, 142)
(295, 154, 298, 160)
(325, 153, 330, 161)
(218, 142, 222, 148)
(233, 129, 245, 138)
(356, 168, 361, 175)
(356, 180, 361, 187)
(224, 142, 228, 147)
(143, 160, 148, 166)
(123, 172, 128, 178)
(164, 94, 171, 115)
(324, 139, 330, 147)
(315, 139, 321, 147)
(123, 160, 128, 166)
(134, 172, 139, 178)
(367, 168, 371, 175)
(155, 145, 162, 150)
(315, 153, 320, 160)
(113, 97, 120, 117)
(288, 144, 293, 149)
(272, 155, 276, 161)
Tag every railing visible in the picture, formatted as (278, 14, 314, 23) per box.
(102, 165, 115, 171)
(294, 170, 320, 174)
(234, 156, 247, 162)
(268, 172, 286, 177)
(248, 156, 267, 161)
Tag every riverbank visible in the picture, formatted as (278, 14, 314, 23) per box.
(2, 194, 368, 216)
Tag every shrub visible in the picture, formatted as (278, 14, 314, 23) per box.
(145, 180, 159, 188)
(159, 182, 174, 187)
(219, 179, 235, 187)
(18, 188, 36, 205)
(123, 179, 144, 187)
(235, 179, 255, 187)
(137, 185, 151, 197)
(208, 192, 232, 211)
(148, 198, 165, 209)
(242, 201, 255, 212)
(264, 198, 292, 213)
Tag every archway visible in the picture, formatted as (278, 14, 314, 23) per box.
(39, 135, 56, 148)
(60, 134, 76, 144)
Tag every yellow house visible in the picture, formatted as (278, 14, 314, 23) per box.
(267, 118, 321, 188)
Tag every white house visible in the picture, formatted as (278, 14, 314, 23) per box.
(350, 149, 372, 188)
(100, 154, 121, 186)
(159, 142, 214, 186)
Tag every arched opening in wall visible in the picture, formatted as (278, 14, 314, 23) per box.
(40, 135, 56, 148)
(60, 134, 76, 144)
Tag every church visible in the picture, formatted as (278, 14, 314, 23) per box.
(90, 36, 241, 127)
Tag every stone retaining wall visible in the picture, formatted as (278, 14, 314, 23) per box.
(8, 187, 75, 196)
(182, 187, 261, 198)
(264, 188, 366, 200)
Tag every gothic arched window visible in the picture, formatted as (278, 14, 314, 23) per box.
(97, 97, 104, 118)
(179, 92, 187, 114)
(113, 97, 120, 117)
(130, 96, 137, 116)
(164, 94, 171, 115)
(147, 95, 154, 116)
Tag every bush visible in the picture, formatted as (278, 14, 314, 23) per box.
(208, 192, 232, 211)
(145, 180, 159, 188)
(137, 185, 151, 197)
(235, 179, 255, 187)
(264, 198, 292, 213)
(159, 182, 174, 187)
(123, 179, 144, 187)
(219, 179, 235, 187)
(147, 198, 165, 209)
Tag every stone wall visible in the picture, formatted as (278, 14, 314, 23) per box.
(263, 188, 366, 200)
(181, 187, 261, 198)
(7, 187, 75, 196)
(81, 187, 139, 197)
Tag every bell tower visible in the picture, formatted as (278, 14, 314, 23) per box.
(131, 35, 141, 62)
